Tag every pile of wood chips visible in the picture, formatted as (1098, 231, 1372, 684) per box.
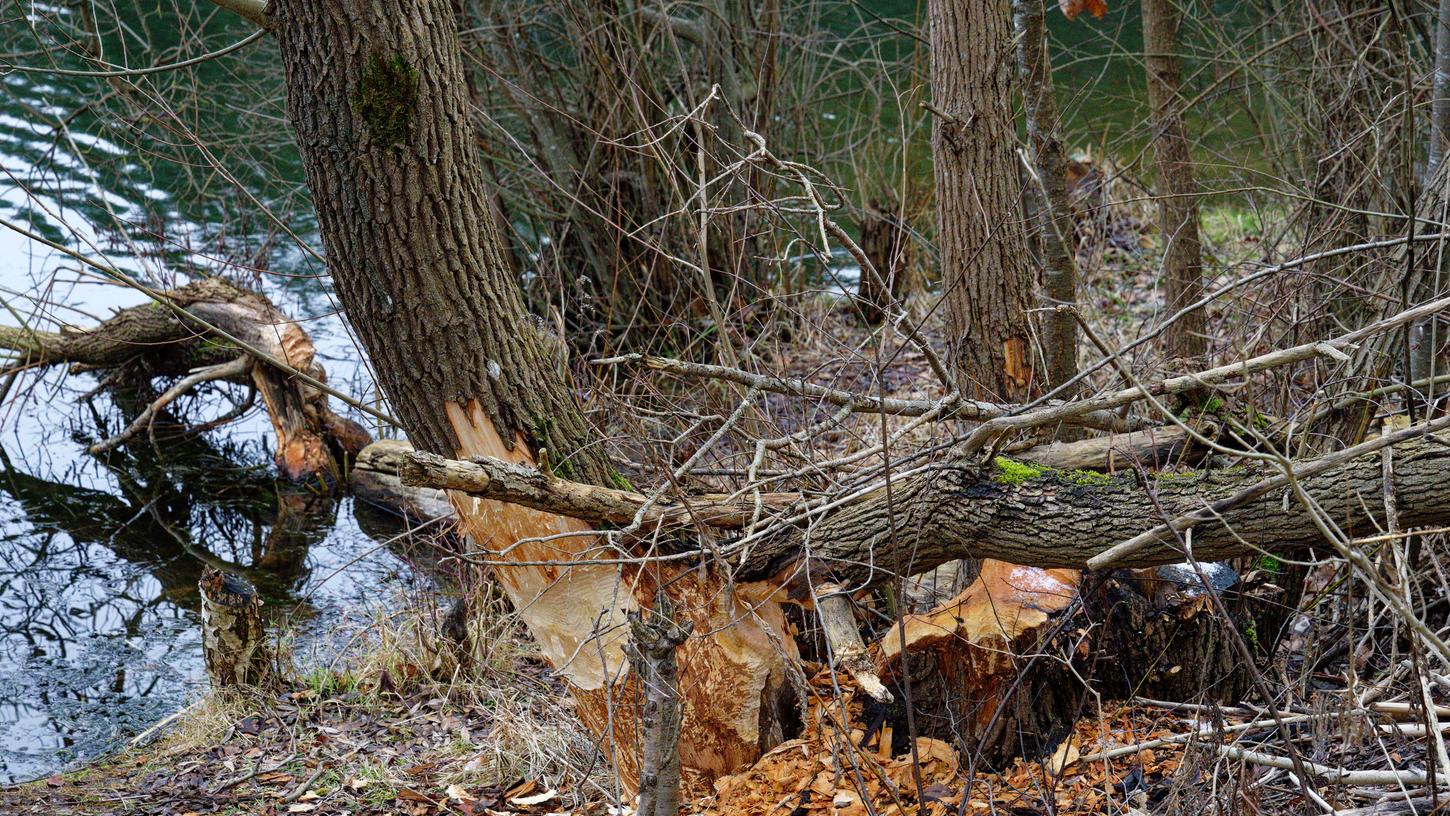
(693, 670, 1190, 816)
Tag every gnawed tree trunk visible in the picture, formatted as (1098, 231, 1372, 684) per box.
(199, 567, 273, 688)
(929, 0, 1039, 401)
(0, 277, 369, 480)
(263, 0, 794, 788)
(874, 559, 1294, 766)
(1143, 0, 1206, 363)
(857, 194, 912, 325)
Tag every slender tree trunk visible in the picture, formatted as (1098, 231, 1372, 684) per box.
(929, 0, 1039, 401)
(265, 0, 795, 787)
(1142, 0, 1206, 362)
(1014, 0, 1078, 390)
(1432, 0, 1450, 180)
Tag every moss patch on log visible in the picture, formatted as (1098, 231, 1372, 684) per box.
(351, 53, 419, 148)
(991, 457, 1046, 486)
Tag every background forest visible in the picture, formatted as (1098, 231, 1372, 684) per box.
(1, 1, 1449, 815)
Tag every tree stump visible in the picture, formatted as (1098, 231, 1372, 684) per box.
(857, 195, 912, 325)
(199, 568, 273, 688)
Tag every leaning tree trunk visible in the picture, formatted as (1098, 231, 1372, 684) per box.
(929, 0, 1039, 401)
(264, 0, 794, 788)
(1143, 0, 1206, 363)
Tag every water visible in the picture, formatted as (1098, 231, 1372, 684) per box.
(0, 5, 437, 783)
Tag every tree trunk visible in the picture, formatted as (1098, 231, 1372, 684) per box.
(1143, 0, 1206, 363)
(929, 0, 1039, 401)
(857, 194, 911, 326)
(1014, 0, 1079, 390)
(264, 0, 794, 788)
(199, 567, 273, 688)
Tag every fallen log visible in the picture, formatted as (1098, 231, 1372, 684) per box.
(0, 278, 369, 480)
(396, 429, 1450, 583)
(352, 439, 457, 523)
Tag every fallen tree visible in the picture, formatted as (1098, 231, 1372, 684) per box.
(0, 277, 370, 480)
(395, 425, 1450, 585)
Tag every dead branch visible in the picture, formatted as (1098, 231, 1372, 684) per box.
(88, 357, 251, 455)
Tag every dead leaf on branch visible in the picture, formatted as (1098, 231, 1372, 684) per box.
(1060, 0, 1108, 20)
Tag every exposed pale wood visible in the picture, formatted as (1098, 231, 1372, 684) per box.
(199, 568, 272, 688)
(816, 584, 891, 703)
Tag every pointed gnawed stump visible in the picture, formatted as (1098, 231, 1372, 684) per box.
(199, 568, 273, 688)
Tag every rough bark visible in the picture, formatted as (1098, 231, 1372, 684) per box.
(1014, 0, 1078, 389)
(400, 430, 1450, 592)
(627, 598, 689, 816)
(929, 0, 1039, 401)
(1142, 0, 1206, 362)
(264, 0, 794, 787)
(199, 567, 273, 688)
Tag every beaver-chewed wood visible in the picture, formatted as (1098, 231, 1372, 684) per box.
(199, 567, 273, 688)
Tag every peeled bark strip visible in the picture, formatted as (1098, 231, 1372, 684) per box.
(199, 567, 272, 688)
(930, 0, 1039, 400)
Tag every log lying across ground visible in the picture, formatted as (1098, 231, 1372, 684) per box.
(0, 278, 369, 480)
(396, 428, 1450, 583)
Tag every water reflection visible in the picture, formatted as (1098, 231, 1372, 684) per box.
(0, 397, 425, 782)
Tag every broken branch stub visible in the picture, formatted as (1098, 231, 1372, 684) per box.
(627, 595, 690, 816)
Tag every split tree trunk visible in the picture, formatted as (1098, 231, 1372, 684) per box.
(929, 0, 1039, 401)
(264, 0, 794, 787)
(1143, 0, 1206, 362)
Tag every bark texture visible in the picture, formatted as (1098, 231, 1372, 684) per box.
(1142, 0, 1206, 362)
(199, 567, 272, 688)
(1014, 0, 1078, 389)
(857, 195, 911, 325)
(929, 0, 1038, 401)
(265, 0, 794, 786)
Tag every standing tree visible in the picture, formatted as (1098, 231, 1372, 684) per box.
(1016, 0, 1081, 389)
(1142, 0, 1206, 362)
(256, 0, 796, 787)
(929, 0, 1039, 401)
